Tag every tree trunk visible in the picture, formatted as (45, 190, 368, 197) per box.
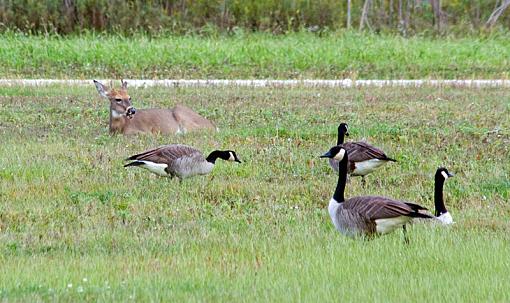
(470, 0, 481, 28)
(389, 0, 394, 27)
(415, 0, 422, 14)
(475, 1, 481, 28)
(486, 0, 510, 28)
(63, 0, 76, 33)
(405, 0, 411, 31)
(347, 0, 352, 29)
(398, 0, 403, 28)
(359, 0, 372, 30)
(493, 0, 501, 12)
(430, 0, 443, 31)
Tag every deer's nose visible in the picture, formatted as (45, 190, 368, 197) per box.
(126, 106, 136, 117)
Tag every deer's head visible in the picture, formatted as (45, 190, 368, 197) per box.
(94, 80, 136, 119)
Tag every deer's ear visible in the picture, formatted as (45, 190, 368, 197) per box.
(94, 80, 109, 98)
(121, 80, 128, 90)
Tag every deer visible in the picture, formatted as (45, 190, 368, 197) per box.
(93, 80, 217, 135)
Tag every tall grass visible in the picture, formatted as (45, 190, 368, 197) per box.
(1, 32, 510, 79)
(0, 84, 509, 301)
(0, 0, 505, 35)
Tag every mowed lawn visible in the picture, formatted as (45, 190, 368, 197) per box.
(0, 84, 509, 301)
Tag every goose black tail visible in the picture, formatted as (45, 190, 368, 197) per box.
(126, 154, 142, 161)
(124, 161, 144, 168)
(408, 212, 434, 219)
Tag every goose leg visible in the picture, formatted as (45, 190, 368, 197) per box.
(402, 225, 409, 245)
(361, 176, 367, 188)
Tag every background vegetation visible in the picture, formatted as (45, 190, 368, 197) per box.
(2, 31, 510, 79)
(0, 84, 509, 301)
(1, 0, 510, 35)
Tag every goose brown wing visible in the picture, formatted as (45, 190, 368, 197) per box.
(343, 142, 392, 162)
(404, 202, 429, 212)
(126, 144, 203, 165)
(343, 196, 423, 220)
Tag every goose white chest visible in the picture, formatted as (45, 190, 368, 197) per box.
(328, 198, 342, 231)
(436, 212, 454, 225)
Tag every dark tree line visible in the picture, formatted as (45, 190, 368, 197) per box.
(355, 0, 510, 35)
(0, 0, 509, 35)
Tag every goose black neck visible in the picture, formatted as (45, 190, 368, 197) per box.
(206, 150, 224, 164)
(434, 176, 447, 216)
(337, 129, 346, 145)
(333, 155, 348, 203)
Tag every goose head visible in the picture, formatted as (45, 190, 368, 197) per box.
(206, 150, 242, 164)
(221, 150, 242, 163)
(436, 167, 454, 181)
(338, 123, 349, 137)
(320, 145, 347, 161)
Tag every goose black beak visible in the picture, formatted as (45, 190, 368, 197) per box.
(235, 159, 242, 163)
(447, 172, 454, 177)
(345, 132, 350, 137)
(320, 151, 332, 158)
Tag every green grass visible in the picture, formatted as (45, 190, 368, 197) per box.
(0, 84, 509, 301)
(2, 32, 510, 79)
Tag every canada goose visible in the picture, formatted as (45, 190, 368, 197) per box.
(414, 167, 454, 225)
(433, 167, 454, 224)
(124, 144, 241, 180)
(321, 145, 433, 239)
(329, 123, 396, 186)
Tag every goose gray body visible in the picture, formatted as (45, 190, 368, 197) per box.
(124, 144, 240, 179)
(322, 145, 432, 238)
(328, 196, 429, 237)
(328, 123, 396, 184)
(329, 141, 396, 176)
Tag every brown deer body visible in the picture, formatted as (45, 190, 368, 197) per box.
(94, 80, 216, 135)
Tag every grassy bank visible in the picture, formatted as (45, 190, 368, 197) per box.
(1, 32, 510, 79)
(0, 84, 509, 301)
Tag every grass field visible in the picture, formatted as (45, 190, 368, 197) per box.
(2, 32, 510, 79)
(0, 83, 509, 301)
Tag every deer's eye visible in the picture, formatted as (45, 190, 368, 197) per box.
(115, 98, 122, 102)
(128, 97, 132, 101)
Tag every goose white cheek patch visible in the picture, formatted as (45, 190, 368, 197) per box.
(441, 171, 449, 179)
(228, 152, 235, 161)
(333, 149, 346, 160)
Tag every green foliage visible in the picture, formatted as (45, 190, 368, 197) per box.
(1, 32, 510, 79)
(0, 0, 343, 35)
(0, 0, 507, 35)
(0, 84, 509, 300)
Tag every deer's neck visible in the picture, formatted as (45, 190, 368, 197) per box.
(109, 109, 128, 133)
